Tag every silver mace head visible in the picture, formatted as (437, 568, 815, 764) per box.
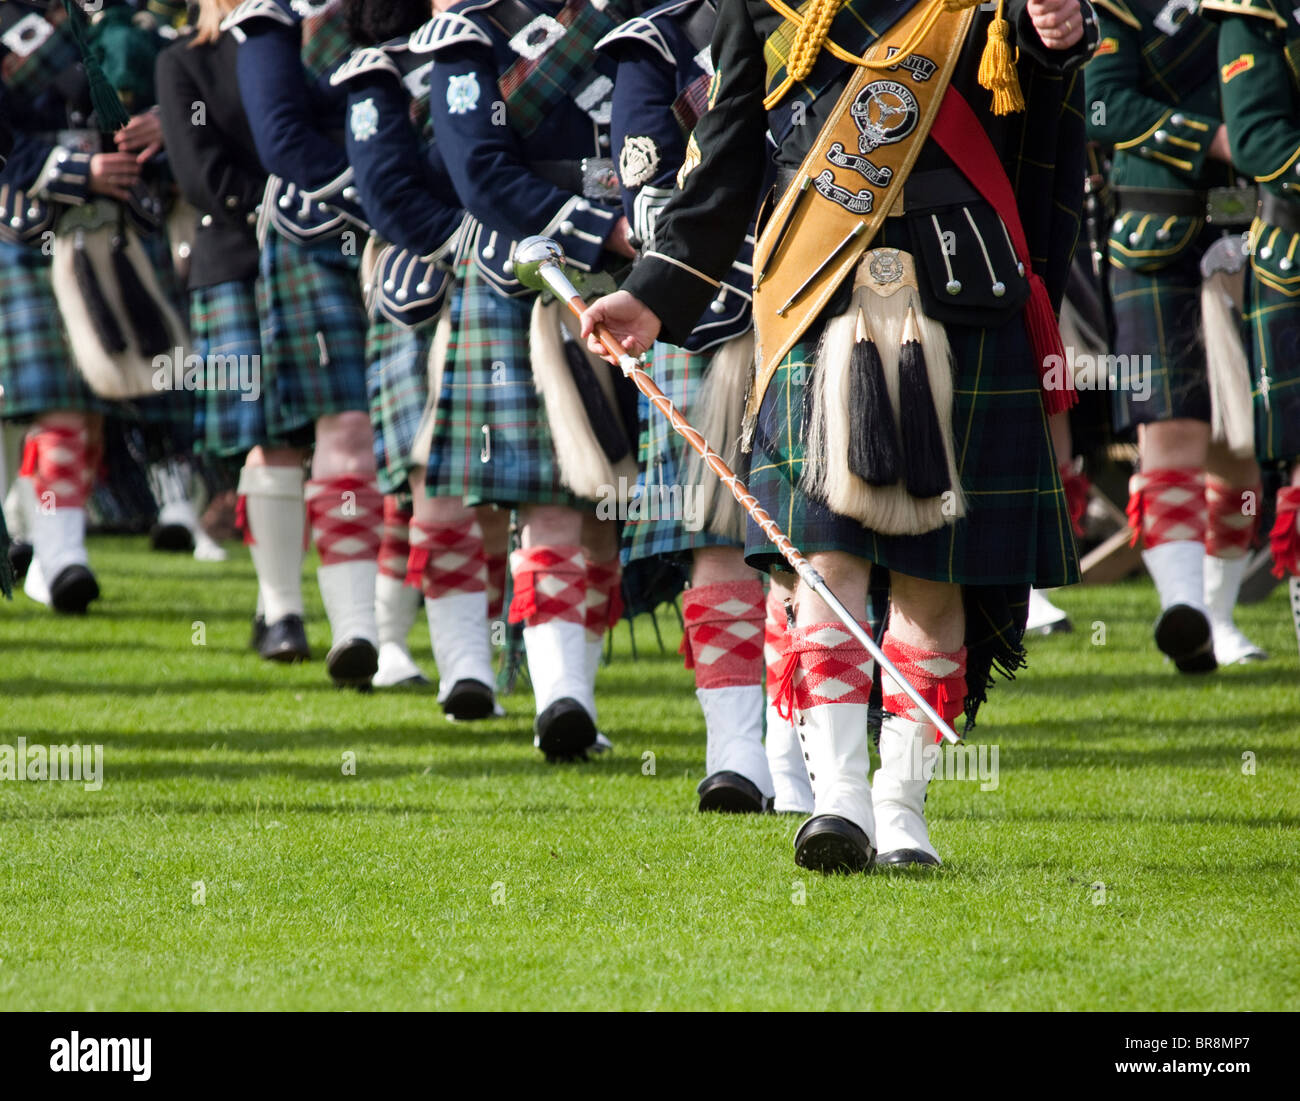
(513, 235, 567, 293)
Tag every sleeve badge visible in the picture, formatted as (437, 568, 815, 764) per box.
(618, 135, 661, 189)
(446, 72, 482, 115)
(1095, 36, 1118, 56)
(1221, 54, 1254, 83)
(350, 98, 379, 143)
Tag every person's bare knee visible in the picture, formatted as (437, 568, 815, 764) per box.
(794, 551, 870, 627)
(312, 412, 376, 480)
(521, 504, 582, 548)
(889, 573, 964, 652)
(245, 445, 305, 468)
(691, 545, 754, 587)
(1205, 440, 1260, 488)
(1139, 419, 1210, 471)
(580, 511, 618, 561)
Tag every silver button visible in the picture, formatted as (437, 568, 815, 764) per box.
(279, 195, 292, 209)
(1129, 232, 1141, 246)
(1017, 262, 1026, 277)
(1154, 130, 1168, 143)
(247, 213, 257, 226)
(1112, 219, 1124, 233)
(482, 245, 495, 260)
(945, 279, 961, 295)
(9, 217, 20, 228)
(1282, 258, 1294, 271)
(397, 288, 408, 301)
(710, 298, 726, 314)
(1156, 227, 1170, 240)
(991, 281, 1006, 297)
(384, 279, 396, 291)
(598, 134, 610, 148)
(343, 186, 358, 201)
(503, 260, 514, 275)
(1260, 246, 1273, 260)
(200, 214, 213, 227)
(417, 282, 430, 294)
(225, 195, 238, 209)
(560, 220, 575, 235)
(55, 150, 68, 164)
(27, 206, 39, 219)
(1171, 113, 1185, 126)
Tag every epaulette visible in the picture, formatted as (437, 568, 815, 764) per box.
(408, 11, 492, 54)
(593, 17, 674, 65)
(329, 46, 402, 88)
(1199, 0, 1286, 26)
(221, 0, 295, 35)
(1093, 0, 1141, 29)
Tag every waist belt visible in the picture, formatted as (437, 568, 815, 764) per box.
(1259, 190, 1300, 236)
(1114, 185, 1257, 226)
(772, 166, 979, 218)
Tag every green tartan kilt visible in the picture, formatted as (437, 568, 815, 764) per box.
(367, 315, 434, 495)
(1244, 277, 1300, 465)
(257, 233, 368, 446)
(745, 311, 1080, 591)
(624, 341, 739, 563)
(424, 262, 581, 509)
(1107, 251, 1212, 431)
(190, 279, 267, 460)
(0, 239, 107, 420)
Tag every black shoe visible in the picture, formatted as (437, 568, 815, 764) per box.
(697, 771, 769, 813)
(534, 697, 597, 762)
(150, 523, 195, 552)
(250, 614, 267, 652)
(794, 815, 875, 874)
(1154, 604, 1217, 674)
(442, 678, 496, 721)
(7, 539, 32, 584)
(876, 848, 941, 869)
(49, 564, 100, 614)
(326, 637, 377, 688)
(260, 614, 310, 663)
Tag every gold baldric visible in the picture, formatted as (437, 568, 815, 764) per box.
(749, 2, 977, 418)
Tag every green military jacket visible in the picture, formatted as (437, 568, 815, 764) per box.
(1086, 0, 1240, 270)
(1204, 0, 1300, 295)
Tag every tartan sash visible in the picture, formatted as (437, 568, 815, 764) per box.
(750, 2, 975, 406)
(498, 0, 628, 138)
(0, 5, 79, 100)
(300, 0, 353, 81)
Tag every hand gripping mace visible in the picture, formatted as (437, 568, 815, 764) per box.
(513, 236, 961, 744)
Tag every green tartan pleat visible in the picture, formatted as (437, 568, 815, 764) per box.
(1244, 277, 1300, 465)
(1107, 253, 1213, 430)
(425, 262, 580, 508)
(366, 315, 434, 495)
(624, 341, 738, 563)
(191, 279, 267, 459)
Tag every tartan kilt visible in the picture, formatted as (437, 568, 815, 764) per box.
(367, 315, 434, 495)
(745, 311, 1080, 592)
(624, 342, 739, 562)
(191, 279, 267, 459)
(1107, 252, 1212, 431)
(425, 262, 581, 508)
(0, 239, 107, 420)
(257, 233, 368, 445)
(1244, 278, 1300, 465)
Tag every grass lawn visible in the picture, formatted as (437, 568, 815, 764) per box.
(0, 536, 1296, 1011)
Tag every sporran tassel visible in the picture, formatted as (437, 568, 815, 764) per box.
(897, 307, 951, 499)
(846, 309, 901, 486)
(72, 229, 127, 354)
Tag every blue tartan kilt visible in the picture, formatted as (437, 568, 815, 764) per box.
(191, 279, 267, 460)
(258, 232, 368, 445)
(425, 262, 582, 508)
(745, 310, 1080, 591)
(623, 341, 739, 563)
(367, 315, 434, 495)
(0, 239, 107, 420)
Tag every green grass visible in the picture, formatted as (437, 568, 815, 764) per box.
(0, 536, 1297, 1010)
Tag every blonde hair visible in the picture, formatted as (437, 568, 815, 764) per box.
(192, 0, 242, 46)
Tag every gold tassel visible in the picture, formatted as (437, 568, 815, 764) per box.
(977, 0, 1024, 116)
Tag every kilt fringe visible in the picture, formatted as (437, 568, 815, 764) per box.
(529, 296, 637, 503)
(1202, 270, 1254, 458)
(681, 330, 751, 542)
(52, 225, 189, 400)
(802, 280, 965, 536)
